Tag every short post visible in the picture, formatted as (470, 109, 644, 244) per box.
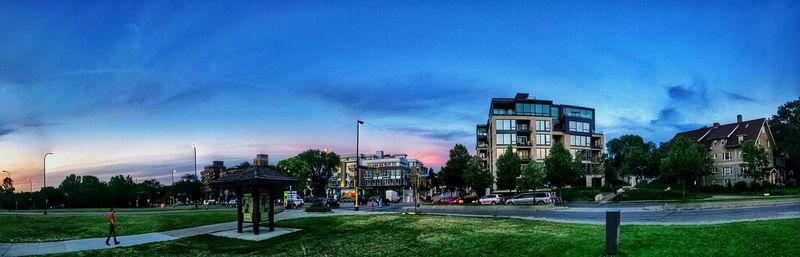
(606, 211, 621, 255)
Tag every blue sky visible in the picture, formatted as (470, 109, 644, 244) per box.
(1, 1, 798, 190)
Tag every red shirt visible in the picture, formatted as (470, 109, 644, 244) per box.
(109, 211, 115, 225)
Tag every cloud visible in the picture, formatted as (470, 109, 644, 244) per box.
(298, 73, 495, 120)
(0, 127, 14, 137)
(388, 126, 473, 142)
(724, 92, 761, 103)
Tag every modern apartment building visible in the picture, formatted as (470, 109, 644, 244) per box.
(328, 150, 422, 198)
(476, 93, 605, 188)
(201, 161, 226, 186)
(673, 115, 784, 186)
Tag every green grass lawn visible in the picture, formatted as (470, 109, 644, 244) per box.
(0, 210, 237, 242)
(7, 205, 233, 213)
(41, 214, 800, 257)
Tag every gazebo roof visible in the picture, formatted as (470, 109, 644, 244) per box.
(211, 166, 298, 188)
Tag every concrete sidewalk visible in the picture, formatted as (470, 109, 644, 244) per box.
(0, 209, 383, 257)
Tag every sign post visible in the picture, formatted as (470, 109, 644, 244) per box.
(606, 210, 621, 255)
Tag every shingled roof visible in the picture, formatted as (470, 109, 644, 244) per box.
(211, 166, 297, 188)
(673, 117, 768, 149)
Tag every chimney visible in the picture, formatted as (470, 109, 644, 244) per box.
(737, 114, 743, 123)
(713, 122, 720, 128)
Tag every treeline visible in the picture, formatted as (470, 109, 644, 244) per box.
(0, 173, 203, 210)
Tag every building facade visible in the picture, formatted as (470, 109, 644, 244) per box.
(476, 93, 605, 188)
(201, 161, 226, 186)
(673, 115, 784, 186)
(253, 154, 269, 167)
(328, 150, 423, 198)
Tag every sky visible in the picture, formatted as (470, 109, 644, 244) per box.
(1, 1, 799, 191)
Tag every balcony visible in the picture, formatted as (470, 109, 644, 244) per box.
(516, 126, 530, 132)
(477, 142, 489, 148)
(516, 141, 532, 147)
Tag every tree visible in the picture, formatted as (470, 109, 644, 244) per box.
(174, 174, 202, 204)
(605, 134, 661, 183)
(740, 140, 771, 191)
(59, 174, 82, 208)
(276, 156, 313, 195)
(108, 175, 136, 207)
(296, 149, 341, 198)
(495, 146, 521, 191)
(439, 144, 470, 195)
(2, 177, 12, 191)
(517, 162, 545, 192)
(770, 96, 800, 185)
(80, 176, 108, 208)
(545, 141, 581, 188)
(464, 156, 493, 196)
(660, 136, 714, 200)
(139, 179, 162, 206)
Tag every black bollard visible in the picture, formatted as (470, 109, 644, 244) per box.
(606, 211, 621, 255)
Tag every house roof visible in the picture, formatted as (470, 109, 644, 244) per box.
(673, 118, 767, 149)
(210, 166, 297, 188)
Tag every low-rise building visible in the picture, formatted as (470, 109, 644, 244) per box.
(329, 150, 423, 199)
(673, 115, 785, 186)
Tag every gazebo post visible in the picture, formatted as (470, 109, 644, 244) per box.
(268, 189, 275, 232)
(253, 186, 261, 235)
(236, 188, 243, 233)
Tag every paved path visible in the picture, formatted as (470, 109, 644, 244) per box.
(0, 209, 381, 257)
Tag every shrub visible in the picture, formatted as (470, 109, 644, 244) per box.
(614, 187, 709, 201)
(304, 203, 331, 213)
(559, 188, 602, 202)
(733, 181, 749, 192)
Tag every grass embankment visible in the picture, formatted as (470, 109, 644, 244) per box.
(43, 215, 800, 257)
(0, 210, 237, 242)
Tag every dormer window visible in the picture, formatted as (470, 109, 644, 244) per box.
(738, 135, 744, 144)
(721, 139, 726, 146)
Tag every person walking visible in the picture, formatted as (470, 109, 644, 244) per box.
(105, 208, 120, 246)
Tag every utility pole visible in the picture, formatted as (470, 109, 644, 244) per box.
(43, 152, 53, 215)
(354, 120, 364, 211)
(172, 170, 176, 207)
(193, 144, 198, 209)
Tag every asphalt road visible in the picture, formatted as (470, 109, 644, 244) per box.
(340, 201, 800, 225)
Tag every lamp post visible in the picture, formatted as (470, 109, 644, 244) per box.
(43, 152, 53, 215)
(27, 178, 32, 193)
(192, 143, 198, 209)
(354, 120, 364, 211)
(172, 169, 176, 208)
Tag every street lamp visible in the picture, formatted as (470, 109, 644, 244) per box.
(354, 120, 364, 211)
(27, 178, 32, 193)
(192, 143, 198, 209)
(43, 152, 53, 215)
(172, 169, 176, 208)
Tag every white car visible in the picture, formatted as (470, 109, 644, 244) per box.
(479, 194, 504, 205)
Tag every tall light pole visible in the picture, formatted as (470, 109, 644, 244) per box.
(27, 178, 32, 193)
(354, 120, 364, 211)
(192, 143, 198, 209)
(172, 169, 176, 208)
(43, 152, 54, 215)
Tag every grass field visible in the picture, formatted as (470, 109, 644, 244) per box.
(6, 205, 233, 213)
(41, 214, 800, 257)
(0, 210, 237, 242)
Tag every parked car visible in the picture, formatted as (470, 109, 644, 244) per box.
(435, 197, 463, 204)
(478, 194, 504, 205)
(506, 192, 559, 205)
(324, 198, 340, 208)
(206, 199, 217, 205)
(286, 194, 304, 208)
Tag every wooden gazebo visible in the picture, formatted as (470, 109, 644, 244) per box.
(211, 166, 297, 235)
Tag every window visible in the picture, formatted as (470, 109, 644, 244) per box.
(515, 103, 551, 116)
(563, 107, 593, 119)
(723, 152, 732, 160)
(536, 148, 550, 160)
(536, 134, 551, 145)
(536, 120, 551, 131)
(492, 108, 514, 115)
(496, 133, 516, 145)
(568, 121, 591, 133)
(551, 107, 559, 118)
(722, 167, 733, 175)
(570, 135, 590, 147)
(517, 136, 529, 145)
(712, 168, 719, 174)
(495, 120, 516, 130)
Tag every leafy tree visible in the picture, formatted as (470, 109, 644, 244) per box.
(660, 136, 714, 200)
(439, 144, 470, 196)
(770, 96, 800, 185)
(80, 176, 108, 207)
(517, 162, 545, 192)
(464, 156, 494, 196)
(545, 141, 581, 188)
(740, 140, 771, 191)
(174, 174, 202, 204)
(276, 156, 313, 195)
(296, 149, 341, 198)
(2, 176, 12, 191)
(139, 179, 162, 206)
(59, 174, 82, 208)
(108, 175, 136, 207)
(495, 146, 521, 191)
(605, 134, 661, 183)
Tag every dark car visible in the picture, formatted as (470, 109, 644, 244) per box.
(324, 198, 340, 208)
(435, 197, 463, 204)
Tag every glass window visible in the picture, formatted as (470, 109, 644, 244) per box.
(568, 121, 590, 133)
(495, 120, 515, 130)
(496, 133, 516, 145)
(536, 134, 551, 145)
(536, 148, 550, 160)
(570, 135, 590, 147)
(536, 120, 551, 131)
